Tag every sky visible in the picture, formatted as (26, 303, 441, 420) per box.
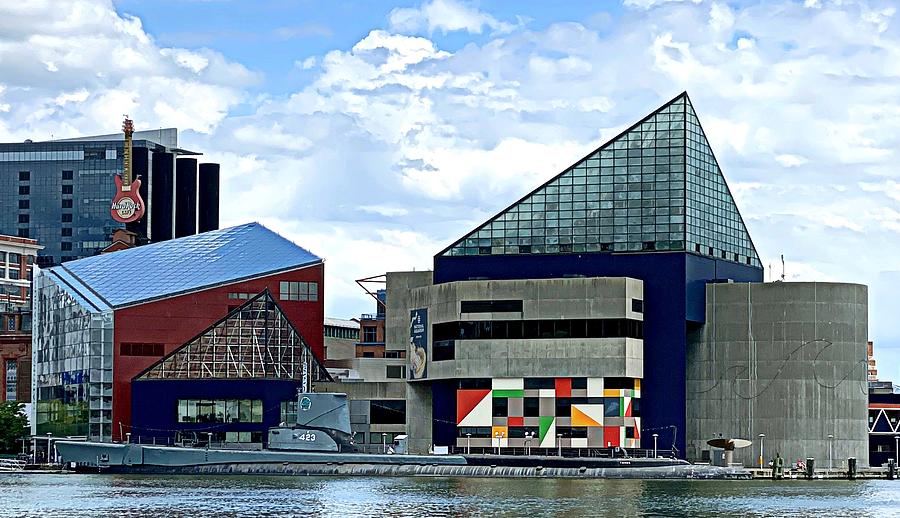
(1, 0, 899, 380)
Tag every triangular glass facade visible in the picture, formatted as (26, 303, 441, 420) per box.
(440, 93, 760, 267)
(137, 290, 331, 390)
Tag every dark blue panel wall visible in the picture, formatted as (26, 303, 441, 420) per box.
(433, 251, 763, 456)
(131, 379, 302, 445)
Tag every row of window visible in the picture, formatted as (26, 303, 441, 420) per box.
(16, 170, 74, 181)
(457, 426, 638, 439)
(458, 377, 636, 391)
(279, 281, 318, 302)
(432, 318, 644, 343)
(490, 397, 639, 419)
(325, 325, 358, 339)
(15, 184, 75, 195)
(120, 342, 164, 357)
(176, 399, 264, 424)
(353, 432, 402, 445)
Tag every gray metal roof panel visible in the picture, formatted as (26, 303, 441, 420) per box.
(60, 222, 321, 308)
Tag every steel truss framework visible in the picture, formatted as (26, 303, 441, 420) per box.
(869, 407, 900, 434)
(137, 289, 331, 390)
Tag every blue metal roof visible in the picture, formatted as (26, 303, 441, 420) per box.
(60, 222, 322, 308)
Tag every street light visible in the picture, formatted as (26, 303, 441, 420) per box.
(758, 433, 766, 468)
(827, 434, 834, 470)
(524, 431, 534, 456)
(45, 432, 52, 465)
(494, 431, 500, 455)
(465, 433, 471, 455)
(382, 433, 388, 454)
(652, 433, 658, 458)
(557, 433, 563, 457)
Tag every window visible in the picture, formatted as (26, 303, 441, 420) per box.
(62, 199, 73, 209)
(120, 343, 164, 357)
(18, 200, 29, 209)
(177, 399, 263, 423)
(227, 292, 253, 300)
(61, 228, 72, 237)
(369, 400, 406, 424)
(371, 432, 394, 445)
(62, 170, 73, 180)
(386, 365, 406, 379)
(61, 242, 72, 251)
(5, 360, 16, 401)
(17, 229, 29, 238)
(61, 213, 73, 223)
(62, 185, 73, 195)
(460, 300, 523, 313)
(353, 432, 366, 444)
(279, 281, 319, 302)
(432, 340, 455, 362)
(363, 326, 378, 343)
(18, 186, 29, 195)
(17, 214, 28, 224)
(433, 318, 644, 341)
(280, 401, 298, 425)
(632, 299, 644, 313)
(18, 171, 29, 181)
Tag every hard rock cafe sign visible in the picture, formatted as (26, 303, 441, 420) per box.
(110, 116, 145, 224)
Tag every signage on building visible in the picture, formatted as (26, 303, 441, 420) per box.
(409, 308, 427, 379)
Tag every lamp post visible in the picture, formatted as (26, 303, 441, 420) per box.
(382, 433, 388, 454)
(758, 433, 766, 468)
(494, 432, 500, 455)
(45, 432, 53, 465)
(827, 434, 834, 470)
(652, 433, 658, 459)
(557, 433, 563, 457)
(525, 432, 533, 456)
(466, 433, 471, 455)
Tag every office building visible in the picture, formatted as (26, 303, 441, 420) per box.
(0, 128, 219, 266)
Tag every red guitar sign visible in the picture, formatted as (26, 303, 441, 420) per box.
(110, 116, 145, 223)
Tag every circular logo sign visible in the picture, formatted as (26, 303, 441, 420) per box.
(299, 396, 312, 412)
(112, 196, 140, 220)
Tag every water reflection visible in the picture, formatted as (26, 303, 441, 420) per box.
(0, 474, 898, 517)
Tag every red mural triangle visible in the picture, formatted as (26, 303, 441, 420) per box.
(456, 389, 491, 424)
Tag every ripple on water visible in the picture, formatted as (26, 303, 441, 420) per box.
(1, 474, 898, 517)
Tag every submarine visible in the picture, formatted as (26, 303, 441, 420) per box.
(54, 392, 751, 479)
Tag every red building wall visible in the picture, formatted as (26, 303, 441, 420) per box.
(111, 263, 324, 440)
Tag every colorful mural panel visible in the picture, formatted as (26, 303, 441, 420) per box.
(456, 377, 642, 449)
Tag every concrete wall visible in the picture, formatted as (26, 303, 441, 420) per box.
(403, 276, 643, 381)
(385, 271, 433, 352)
(686, 282, 869, 467)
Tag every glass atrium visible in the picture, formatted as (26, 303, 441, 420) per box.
(441, 93, 761, 268)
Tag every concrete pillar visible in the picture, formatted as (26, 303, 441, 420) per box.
(406, 382, 432, 454)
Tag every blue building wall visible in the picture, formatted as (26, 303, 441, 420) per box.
(433, 251, 762, 456)
(131, 379, 302, 445)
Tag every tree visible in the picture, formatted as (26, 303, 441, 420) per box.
(0, 401, 29, 453)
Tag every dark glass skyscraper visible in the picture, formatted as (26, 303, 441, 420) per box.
(0, 129, 220, 266)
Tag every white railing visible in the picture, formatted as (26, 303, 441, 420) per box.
(0, 459, 26, 472)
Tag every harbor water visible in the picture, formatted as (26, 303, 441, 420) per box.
(1, 474, 899, 517)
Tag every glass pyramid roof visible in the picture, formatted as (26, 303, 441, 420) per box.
(137, 289, 331, 388)
(57, 222, 322, 308)
(439, 92, 761, 267)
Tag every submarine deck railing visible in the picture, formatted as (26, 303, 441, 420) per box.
(123, 434, 677, 459)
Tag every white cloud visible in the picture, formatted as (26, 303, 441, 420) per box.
(296, 56, 317, 70)
(0, 0, 255, 140)
(775, 154, 808, 167)
(389, 0, 519, 35)
(624, 0, 702, 9)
